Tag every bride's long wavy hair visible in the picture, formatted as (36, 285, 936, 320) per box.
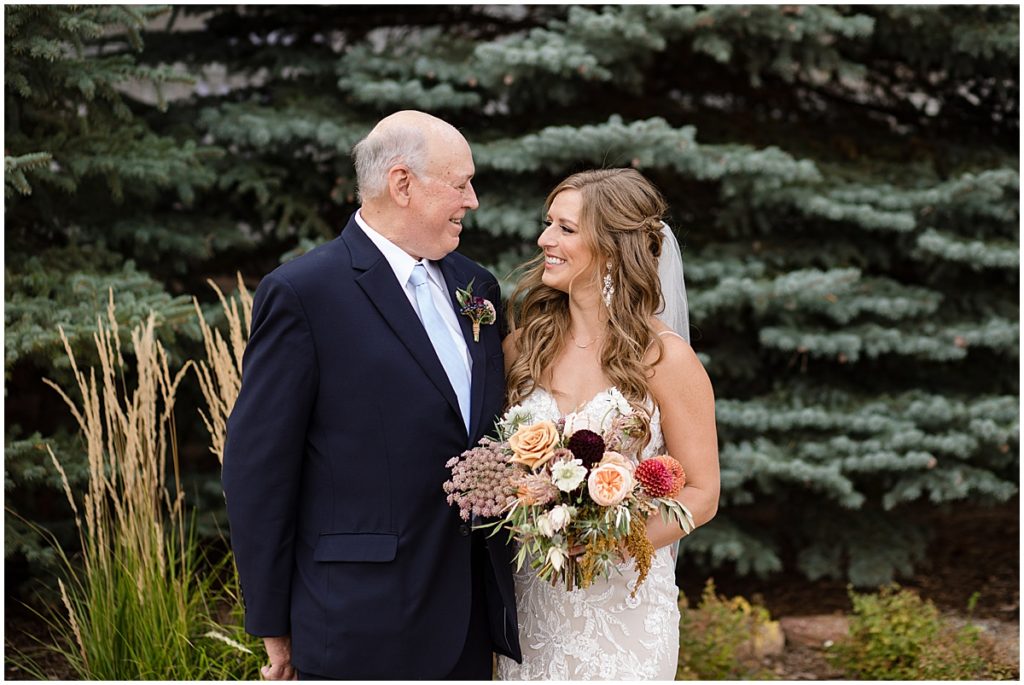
(506, 169, 668, 445)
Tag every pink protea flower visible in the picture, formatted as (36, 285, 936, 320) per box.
(635, 455, 684, 498)
(515, 472, 559, 506)
(603, 414, 645, 453)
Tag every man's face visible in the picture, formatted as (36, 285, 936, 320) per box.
(407, 138, 478, 261)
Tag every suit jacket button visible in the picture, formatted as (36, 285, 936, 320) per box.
(459, 523, 471, 536)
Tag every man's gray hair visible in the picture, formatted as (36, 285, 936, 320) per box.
(352, 125, 429, 202)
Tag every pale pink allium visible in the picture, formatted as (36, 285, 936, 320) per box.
(443, 437, 518, 520)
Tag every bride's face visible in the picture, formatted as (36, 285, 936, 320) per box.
(538, 189, 599, 295)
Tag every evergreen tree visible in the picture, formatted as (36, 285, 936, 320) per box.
(4, 5, 223, 568)
(7, 5, 1018, 588)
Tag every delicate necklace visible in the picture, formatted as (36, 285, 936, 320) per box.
(569, 330, 602, 349)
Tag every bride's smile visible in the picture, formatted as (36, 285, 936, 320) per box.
(537, 189, 601, 296)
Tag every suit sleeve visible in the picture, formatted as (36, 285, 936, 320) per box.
(222, 273, 318, 637)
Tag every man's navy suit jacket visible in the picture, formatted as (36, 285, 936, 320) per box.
(222, 214, 522, 678)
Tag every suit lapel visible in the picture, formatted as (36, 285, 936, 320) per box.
(439, 256, 486, 445)
(343, 219, 464, 425)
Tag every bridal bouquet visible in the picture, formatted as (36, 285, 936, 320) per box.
(443, 389, 695, 594)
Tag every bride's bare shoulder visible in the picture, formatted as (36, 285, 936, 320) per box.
(645, 326, 712, 406)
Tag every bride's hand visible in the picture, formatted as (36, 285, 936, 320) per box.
(569, 541, 630, 559)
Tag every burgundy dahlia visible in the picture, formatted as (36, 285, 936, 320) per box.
(567, 429, 605, 469)
(635, 458, 676, 498)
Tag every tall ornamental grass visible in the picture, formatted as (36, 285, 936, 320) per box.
(190, 275, 264, 670)
(15, 292, 262, 679)
(192, 274, 252, 464)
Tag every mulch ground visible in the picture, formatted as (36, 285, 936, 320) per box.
(4, 610, 68, 681)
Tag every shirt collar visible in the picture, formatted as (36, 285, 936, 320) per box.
(355, 210, 445, 290)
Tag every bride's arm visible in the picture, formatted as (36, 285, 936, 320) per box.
(645, 334, 720, 549)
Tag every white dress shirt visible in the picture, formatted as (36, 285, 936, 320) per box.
(354, 211, 471, 375)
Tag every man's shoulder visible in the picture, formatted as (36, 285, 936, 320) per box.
(264, 237, 350, 289)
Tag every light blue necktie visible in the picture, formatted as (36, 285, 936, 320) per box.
(409, 263, 471, 431)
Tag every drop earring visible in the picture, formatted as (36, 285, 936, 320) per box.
(601, 261, 615, 307)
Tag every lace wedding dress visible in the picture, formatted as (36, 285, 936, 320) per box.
(496, 387, 680, 680)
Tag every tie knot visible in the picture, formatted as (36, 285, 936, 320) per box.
(409, 263, 429, 288)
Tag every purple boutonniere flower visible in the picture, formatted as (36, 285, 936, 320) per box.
(455, 279, 496, 342)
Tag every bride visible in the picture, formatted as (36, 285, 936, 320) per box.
(496, 169, 720, 680)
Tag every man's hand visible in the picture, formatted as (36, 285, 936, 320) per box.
(261, 635, 298, 680)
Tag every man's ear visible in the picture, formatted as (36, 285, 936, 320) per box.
(388, 165, 412, 207)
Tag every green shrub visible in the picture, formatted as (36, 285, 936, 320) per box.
(828, 584, 1014, 680)
(677, 579, 778, 680)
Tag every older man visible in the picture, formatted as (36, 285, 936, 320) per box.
(222, 111, 521, 679)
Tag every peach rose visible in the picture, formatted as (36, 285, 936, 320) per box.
(587, 463, 633, 507)
(599, 450, 636, 474)
(509, 420, 560, 470)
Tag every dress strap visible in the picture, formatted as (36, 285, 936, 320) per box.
(645, 329, 687, 353)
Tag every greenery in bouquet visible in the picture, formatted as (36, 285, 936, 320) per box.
(444, 389, 695, 595)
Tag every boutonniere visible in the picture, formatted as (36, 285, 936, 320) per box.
(455, 279, 497, 342)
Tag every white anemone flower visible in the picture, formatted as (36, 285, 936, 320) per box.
(550, 458, 587, 492)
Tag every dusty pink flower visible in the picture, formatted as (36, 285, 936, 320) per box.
(443, 437, 518, 520)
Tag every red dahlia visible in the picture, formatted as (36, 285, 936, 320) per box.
(636, 456, 684, 498)
(651, 455, 686, 493)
